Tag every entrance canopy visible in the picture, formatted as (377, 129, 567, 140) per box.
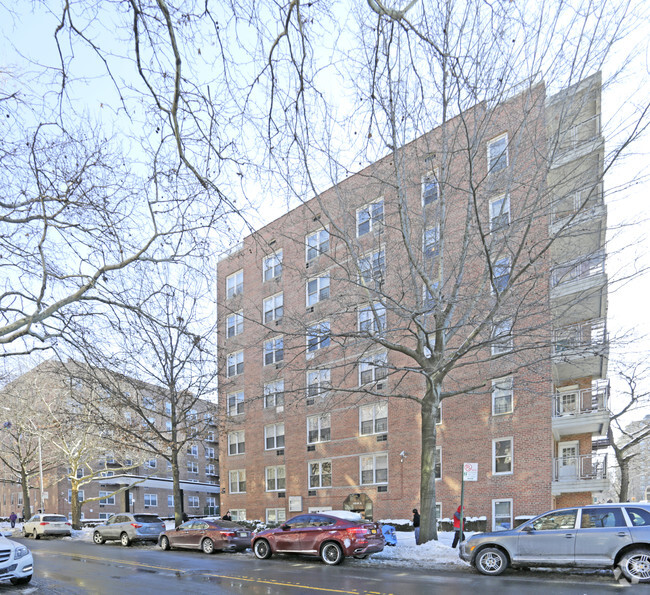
(92, 474, 220, 494)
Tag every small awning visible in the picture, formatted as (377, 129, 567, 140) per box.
(92, 474, 220, 494)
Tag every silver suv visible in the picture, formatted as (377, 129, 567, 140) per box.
(92, 513, 165, 546)
(460, 503, 650, 582)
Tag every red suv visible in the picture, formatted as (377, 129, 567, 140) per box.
(252, 512, 385, 565)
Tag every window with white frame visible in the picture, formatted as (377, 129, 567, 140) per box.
(146, 458, 157, 469)
(358, 249, 386, 286)
(266, 465, 286, 491)
(359, 353, 388, 385)
(264, 336, 284, 365)
(423, 283, 439, 310)
(165, 421, 172, 431)
(265, 423, 285, 450)
(187, 461, 199, 474)
(423, 226, 440, 258)
(264, 293, 283, 323)
(489, 195, 510, 231)
(488, 134, 508, 173)
(360, 453, 388, 485)
(188, 496, 199, 508)
(309, 460, 332, 489)
(229, 469, 246, 493)
(492, 499, 513, 531)
(435, 502, 442, 520)
(228, 430, 245, 455)
(168, 495, 174, 507)
(492, 376, 514, 415)
(307, 413, 331, 444)
(358, 303, 386, 334)
(263, 251, 283, 281)
(207, 430, 216, 441)
(422, 170, 439, 205)
(165, 401, 172, 415)
(491, 318, 514, 355)
(266, 508, 287, 524)
(357, 199, 384, 237)
(493, 438, 513, 474)
(264, 380, 285, 408)
(206, 464, 216, 475)
(230, 509, 246, 521)
(307, 369, 331, 401)
(187, 444, 198, 457)
(226, 270, 243, 299)
(206, 496, 216, 508)
(306, 228, 329, 261)
(307, 321, 330, 355)
(205, 447, 215, 459)
(359, 402, 388, 435)
(144, 494, 158, 507)
(99, 491, 115, 505)
(227, 391, 245, 416)
(227, 351, 244, 377)
(307, 273, 330, 307)
(99, 512, 110, 520)
(226, 311, 244, 337)
(434, 446, 442, 479)
(493, 257, 511, 293)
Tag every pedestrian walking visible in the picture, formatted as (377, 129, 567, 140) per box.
(222, 510, 232, 521)
(412, 508, 420, 545)
(452, 505, 464, 548)
(9, 512, 17, 529)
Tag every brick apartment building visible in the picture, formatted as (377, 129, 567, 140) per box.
(216, 73, 609, 528)
(0, 360, 221, 521)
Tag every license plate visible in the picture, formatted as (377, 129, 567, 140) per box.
(371, 529, 376, 534)
(238, 532, 248, 537)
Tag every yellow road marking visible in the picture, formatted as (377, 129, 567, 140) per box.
(203, 574, 360, 593)
(40, 550, 184, 572)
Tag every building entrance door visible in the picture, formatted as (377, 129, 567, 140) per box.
(343, 493, 373, 520)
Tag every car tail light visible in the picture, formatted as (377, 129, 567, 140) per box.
(346, 527, 369, 537)
(130, 523, 143, 529)
(66, 522, 72, 526)
(39, 522, 49, 526)
(220, 531, 236, 538)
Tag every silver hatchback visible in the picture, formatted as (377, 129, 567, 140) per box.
(460, 503, 650, 582)
(92, 513, 165, 546)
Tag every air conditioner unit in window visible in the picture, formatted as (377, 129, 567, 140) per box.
(275, 363, 282, 370)
(278, 492, 286, 498)
(378, 485, 388, 493)
(306, 262, 310, 268)
(275, 319, 281, 326)
(276, 406, 284, 414)
(308, 490, 316, 496)
(307, 445, 316, 452)
(276, 449, 285, 456)
(376, 383, 384, 390)
(307, 306, 314, 313)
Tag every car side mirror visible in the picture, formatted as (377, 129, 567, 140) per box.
(521, 525, 533, 533)
(280, 524, 290, 531)
(175, 527, 180, 531)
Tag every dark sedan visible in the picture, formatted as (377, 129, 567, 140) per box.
(159, 519, 252, 554)
(252, 512, 385, 565)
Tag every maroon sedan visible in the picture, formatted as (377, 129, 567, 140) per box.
(252, 512, 385, 565)
(159, 519, 252, 554)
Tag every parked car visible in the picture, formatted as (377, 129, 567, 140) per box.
(0, 531, 33, 585)
(92, 513, 165, 546)
(460, 503, 650, 582)
(159, 519, 251, 554)
(22, 514, 71, 538)
(252, 511, 385, 565)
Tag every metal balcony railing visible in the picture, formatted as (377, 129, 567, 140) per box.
(552, 382, 609, 417)
(550, 188, 603, 224)
(552, 319, 607, 355)
(551, 252, 605, 288)
(555, 114, 601, 156)
(553, 452, 607, 481)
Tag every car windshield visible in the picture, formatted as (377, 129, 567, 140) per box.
(134, 515, 162, 524)
(217, 521, 245, 530)
(43, 515, 67, 522)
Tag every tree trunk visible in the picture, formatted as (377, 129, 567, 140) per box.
(70, 481, 82, 529)
(618, 456, 630, 502)
(419, 381, 440, 543)
(20, 466, 31, 521)
(172, 447, 183, 528)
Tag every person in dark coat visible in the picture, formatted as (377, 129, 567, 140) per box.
(221, 510, 232, 521)
(452, 505, 465, 548)
(9, 512, 17, 529)
(412, 508, 420, 544)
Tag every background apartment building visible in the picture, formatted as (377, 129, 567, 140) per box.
(217, 73, 610, 528)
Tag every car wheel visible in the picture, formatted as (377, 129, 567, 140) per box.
(160, 536, 170, 551)
(10, 575, 32, 585)
(619, 548, 650, 583)
(202, 538, 215, 555)
(34, 531, 40, 540)
(120, 532, 131, 547)
(253, 539, 272, 560)
(475, 547, 508, 576)
(321, 541, 344, 566)
(93, 531, 105, 545)
(353, 554, 368, 559)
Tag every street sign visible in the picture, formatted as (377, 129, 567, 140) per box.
(463, 462, 478, 481)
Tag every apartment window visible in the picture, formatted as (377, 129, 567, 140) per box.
(264, 336, 284, 366)
(493, 257, 511, 294)
(230, 509, 246, 521)
(435, 503, 442, 521)
(263, 251, 282, 281)
(359, 353, 388, 385)
(358, 249, 385, 286)
(309, 460, 332, 489)
(492, 376, 514, 415)
(206, 430, 216, 441)
(265, 423, 285, 450)
(489, 195, 510, 231)
(358, 303, 386, 334)
(67, 490, 84, 503)
(357, 199, 384, 237)
(229, 469, 246, 493)
(227, 311, 244, 337)
(187, 444, 199, 457)
(206, 497, 216, 508)
(206, 464, 216, 475)
(488, 134, 508, 173)
(228, 430, 245, 455)
(143, 395, 155, 409)
(266, 508, 287, 524)
(266, 465, 286, 491)
(491, 318, 514, 355)
(264, 380, 285, 408)
(165, 421, 172, 431)
(307, 413, 331, 444)
(227, 391, 245, 416)
(226, 270, 243, 299)
(307, 273, 330, 307)
(359, 402, 388, 435)
(227, 351, 244, 377)
(307, 369, 331, 401)
(168, 495, 174, 507)
(146, 458, 157, 469)
(423, 283, 439, 310)
(188, 496, 199, 508)
(187, 461, 199, 474)
(434, 446, 442, 479)
(264, 293, 283, 323)
(165, 401, 172, 415)
(99, 491, 115, 505)
(306, 228, 329, 260)
(307, 321, 330, 354)
(99, 513, 110, 520)
(144, 494, 158, 507)
(423, 226, 439, 258)
(422, 171, 439, 205)
(360, 453, 388, 485)
(205, 447, 215, 459)
(493, 438, 513, 475)
(493, 499, 513, 531)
